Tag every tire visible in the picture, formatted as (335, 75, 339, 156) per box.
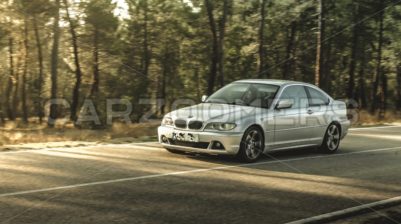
(237, 126, 265, 163)
(320, 123, 341, 153)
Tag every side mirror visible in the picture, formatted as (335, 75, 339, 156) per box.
(201, 95, 208, 103)
(276, 99, 293, 110)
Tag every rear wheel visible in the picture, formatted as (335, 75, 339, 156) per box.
(320, 123, 341, 153)
(237, 127, 264, 163)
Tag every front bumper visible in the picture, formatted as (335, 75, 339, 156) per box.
(158, 126, 242, 155)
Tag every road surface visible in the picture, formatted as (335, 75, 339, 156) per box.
(0, 126, 401, 224)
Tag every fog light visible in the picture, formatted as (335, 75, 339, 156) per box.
(211, 141, 225, 150)
(161, 136, 169, 143)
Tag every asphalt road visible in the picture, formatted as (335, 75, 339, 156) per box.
(0, 126, 401, 224)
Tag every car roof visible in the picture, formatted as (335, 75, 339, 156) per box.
(234, 79, 310, 87)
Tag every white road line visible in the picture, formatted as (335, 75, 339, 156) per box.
(286, 196, 401, 224)
(350, 125, 401, 131)
(0, 146, 401, 198)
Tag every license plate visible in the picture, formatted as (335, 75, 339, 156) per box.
(172, 132, 199, 142)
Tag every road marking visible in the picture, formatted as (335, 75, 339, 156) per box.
(286, 195, 401, 224)
(0, 146, 401, 198)
(350, 125, 401, 131)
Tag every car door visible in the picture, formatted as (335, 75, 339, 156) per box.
(272, 85, 310, 149)
(304, 86, 331, 144)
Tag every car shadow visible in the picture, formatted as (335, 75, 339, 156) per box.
(182, 146, 320, 165)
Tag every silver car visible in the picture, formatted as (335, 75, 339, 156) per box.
(158, 80, 350, 162)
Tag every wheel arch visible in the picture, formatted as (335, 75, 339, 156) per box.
(245, 123, 264, 134)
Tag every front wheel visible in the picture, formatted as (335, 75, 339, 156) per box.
(320, 123, 341, 153)
(237, 127, 265, 163)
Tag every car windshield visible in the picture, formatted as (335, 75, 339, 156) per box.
(205, 83, 280, 108)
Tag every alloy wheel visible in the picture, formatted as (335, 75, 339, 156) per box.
(244, 130, 263, 160)
(326, 125, 340, 151)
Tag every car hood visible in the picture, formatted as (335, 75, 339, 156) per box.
(166, 103, 257, 123)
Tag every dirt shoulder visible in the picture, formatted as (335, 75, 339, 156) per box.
(0, 121, 160, 151)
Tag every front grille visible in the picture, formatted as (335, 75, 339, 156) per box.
(188, 121, 203, 130)
(174, 119, 187, 129)
(168, 139, 210, 149)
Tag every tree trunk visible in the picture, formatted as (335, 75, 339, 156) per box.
(85, 27, 102, 129)
(12, 44, 22, 121)
(22, 17, 29, 123)
(379, 73, 387, 119)
(6, 37, 15, 121)
(195, 67, 201, 101)
(396, 65, 401, 111)
(63, 0, 82, 122)
(161, 65, 167, 115)
(358, 43, 368, 109)
(315, 0, 325, 87)
(282, 21, 297, 80)
(90, 27, 100, 96)
(347, 4, 359, 99)
(0, 80, 4, 123)
(217, 0, 230, 87)
(258, 0, 268, 78)
(205, 0, 219, 95)
(33, 15, 45, 123)
(159, 45, 168, 115)
(48, 0, 60, 127)
(323, 37, 333, 95)
(0, 73, 4, 124)
(143, 0, 150, 78)
(0, 103, 4, 124)
(370, 0, 384, 114)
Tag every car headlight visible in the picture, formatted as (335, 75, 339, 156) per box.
(205, 123, 236, 131)
(162, 117, 174, 126)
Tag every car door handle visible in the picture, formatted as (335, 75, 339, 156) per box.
(307, 109, 314, 115)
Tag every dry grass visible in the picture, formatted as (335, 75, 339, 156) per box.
(1, 110, 400, 147)
(0, 120, 160, 146)
(350, 110, 401, 126)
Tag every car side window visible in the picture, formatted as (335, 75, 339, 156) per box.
(279, 86, 308, 109)
(306, 87, 330, 106)
(248, 84, 279, 108)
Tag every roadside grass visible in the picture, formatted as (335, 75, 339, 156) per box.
(0, 109, 400, 147)
(0, 119, 160, 147)
(352, 110, 401, 127)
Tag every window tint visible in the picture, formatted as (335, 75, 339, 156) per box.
(248, 84, 279, 108)
(206, 83, 279, 108)
(307, 87, 330, 106)
(279, 86, 308, 109)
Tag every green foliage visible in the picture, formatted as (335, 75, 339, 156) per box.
(0, 0, 400, 126)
